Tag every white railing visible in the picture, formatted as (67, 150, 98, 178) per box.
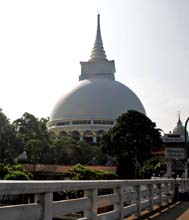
(0, 179, 189, 220)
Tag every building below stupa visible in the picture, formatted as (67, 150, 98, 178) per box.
(48, 15, 145, 143)
(162, 113, 187, 145)
(162, 113, 188, 177)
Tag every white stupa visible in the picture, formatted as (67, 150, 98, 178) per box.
(173, 113, 185, 137)
(48, 15, 145, 143)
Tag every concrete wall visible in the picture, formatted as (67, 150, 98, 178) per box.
(0, 179, 189, 220)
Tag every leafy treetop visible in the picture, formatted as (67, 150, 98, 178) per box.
(101, 110, 162, 179)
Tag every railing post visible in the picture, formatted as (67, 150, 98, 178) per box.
(183, 180, 187, 192)
(179, 180, 183, 192)
(174, 181, 180, 202)
(183, 180, 185, 191)
(36, 193, 53, 220)
(157, 183, 162, 206)
(135, 185, 141, 216)
(148, 183, 154, 211)
(84, 189, 97, 220)
(171, 181, 176, 201)
(168, 181, 174, 201)
(186, 179, 189, 191)
(165, 183, 170, 204)
(114, 186, 124, 220)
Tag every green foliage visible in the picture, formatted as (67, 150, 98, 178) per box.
(54, 164, 117, 201)
(70, 164, 117, 180)
(13, 113, 51, 165)
(0, 111, 18, 164)
(52, 137, 82, 165)
(139, 156, 166, 178)
(26, 139, 44, 163)
(0, 164, 32, 180)
(0, 110, 108, 167)
(13, 113, 49, 145)
(51, 137, 104, 165)
(101, 110, 162, 179)
(4, 170, 32, 180)
(13, 113, 104, 166)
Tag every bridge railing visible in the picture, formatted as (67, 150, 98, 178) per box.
(0, 179, 189, 220)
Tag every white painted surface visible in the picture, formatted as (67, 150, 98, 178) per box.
(0, 179, 189, 220)
(49, 78, 145, 122)
(48, 14, 145, 137)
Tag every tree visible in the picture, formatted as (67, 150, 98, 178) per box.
(52, 137, 81, 165)
(139, 156, 166, 178)
(26, 139, 44, 173)
(13, 113, 51, 164)
(13, 113, 50, 147)
(0, 110, 18, 164)
(13, 113, 107, 166)
(101, 110, 162, 179)
(51, 137, 100, 165)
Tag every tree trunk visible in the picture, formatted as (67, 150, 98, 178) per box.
(116, 157, 135, 179)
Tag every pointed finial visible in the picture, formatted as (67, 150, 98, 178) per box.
(177, 111, 182, 126)
(89, 14, 107, 62)
(178, 111, 181, 121)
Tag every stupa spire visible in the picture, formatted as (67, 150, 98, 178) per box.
(89, 14, 107, 62)
(79, 14, 115, 81)
(177, 111, 182, 125)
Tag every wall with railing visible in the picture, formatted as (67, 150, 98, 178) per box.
(0, 179, 189, 220)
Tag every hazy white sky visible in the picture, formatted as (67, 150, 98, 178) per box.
(0, 0, 188, 133)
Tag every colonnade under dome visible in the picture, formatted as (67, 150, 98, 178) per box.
(49, 129, 106, 143)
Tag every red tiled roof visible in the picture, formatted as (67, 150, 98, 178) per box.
(22, 164, 116, 174)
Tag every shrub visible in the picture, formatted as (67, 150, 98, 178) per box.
(70, 164, 117, 180)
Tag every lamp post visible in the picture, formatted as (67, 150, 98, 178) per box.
(184, 116, 189, 178)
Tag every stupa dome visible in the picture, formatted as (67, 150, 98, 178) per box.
(173, 114, 185, 136)
(50, 78, 145, 122)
